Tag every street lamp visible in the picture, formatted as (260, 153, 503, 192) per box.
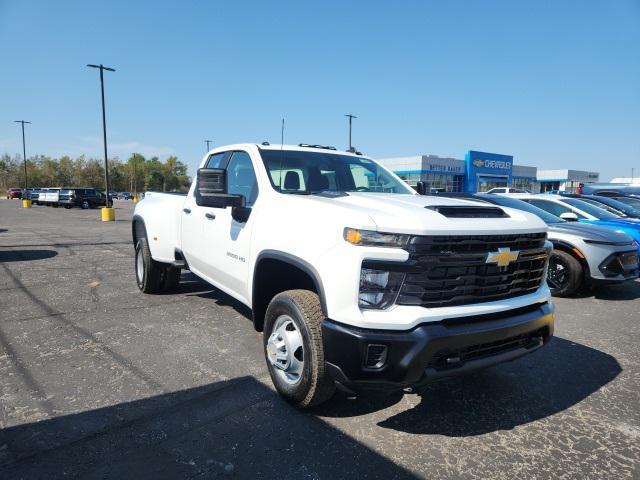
(14, 120, 31, 190)
(87, 63, 115, 220)
(204, 139, 213, 152)
(344, 114, 357, 152)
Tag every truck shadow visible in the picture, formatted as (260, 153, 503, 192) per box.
(318, 337, 621, 437)
(0, 377, 416, 479)
(179, 272, 253, 320)
(0, 249, 58, 263)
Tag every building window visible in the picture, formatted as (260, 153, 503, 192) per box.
(512, 177, 535, 192)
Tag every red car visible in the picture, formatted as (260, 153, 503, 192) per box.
(6, 188, 22, 199)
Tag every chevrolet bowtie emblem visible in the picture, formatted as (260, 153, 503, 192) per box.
(485, 247, 520, 268)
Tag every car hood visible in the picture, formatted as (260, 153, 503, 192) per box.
(298, 192, 548, 235)
(581, 218, 640, 231)
(549, 222, 634, 243)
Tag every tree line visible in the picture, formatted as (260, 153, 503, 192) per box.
(0, 153, 191, 193)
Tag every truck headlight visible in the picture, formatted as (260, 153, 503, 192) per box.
(344, 228, 410, 248)
(359, 268, 405, 309)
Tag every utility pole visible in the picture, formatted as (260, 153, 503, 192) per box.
(14, 120, 31, 190)
(87, 63, 115, 216)
(204, 140, 213, 152)
(344, 114, 356, 151)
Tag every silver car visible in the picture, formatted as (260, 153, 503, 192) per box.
(474, 194, 639, 296)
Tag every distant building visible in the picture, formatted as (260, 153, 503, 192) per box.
(378, 151, 599, 194)
(536, 169, 600, 193)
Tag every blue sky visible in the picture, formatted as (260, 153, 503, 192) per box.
(1, 0, 639, 180)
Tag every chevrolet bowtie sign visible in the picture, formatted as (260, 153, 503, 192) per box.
(472, 159, 512, 169)
(485, 247, 520, 268)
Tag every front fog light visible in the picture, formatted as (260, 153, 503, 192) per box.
(359, 268, 405, 309)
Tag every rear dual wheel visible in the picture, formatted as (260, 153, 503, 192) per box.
(135, 238, 181, 293)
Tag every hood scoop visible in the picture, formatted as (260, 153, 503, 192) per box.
(425, 205, 510, 218)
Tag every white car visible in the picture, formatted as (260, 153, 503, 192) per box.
(485, 187, 530, 194)
(132, 143, 554, 407)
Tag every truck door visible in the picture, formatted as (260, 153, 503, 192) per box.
(181, 151, 229, 276)
(199, 150, 259, 303)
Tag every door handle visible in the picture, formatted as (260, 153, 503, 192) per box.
(205, 212, 216, 220)
(183, 208, 191, 214)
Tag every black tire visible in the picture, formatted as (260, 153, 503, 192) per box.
(135, 238, 164, 293)
(547, 250, 583, 297)
(263, 290, 336, 408)
(64, 205, 71, 209)
(81, 200, 90, 209)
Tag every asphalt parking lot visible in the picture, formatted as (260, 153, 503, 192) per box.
(1, 198, 639, 479)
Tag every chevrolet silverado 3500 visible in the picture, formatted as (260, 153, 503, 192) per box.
(132, 144, 554, 407)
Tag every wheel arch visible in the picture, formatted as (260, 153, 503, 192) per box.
(251, 250, 328, 332)
(132, 214, 148, 248)
(551, 240, 590, 279)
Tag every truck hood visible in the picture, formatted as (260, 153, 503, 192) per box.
(303, 192, 547, 235)
(549, 222, 634, 243)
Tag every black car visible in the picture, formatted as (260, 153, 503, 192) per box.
(59, 188, 113, 209)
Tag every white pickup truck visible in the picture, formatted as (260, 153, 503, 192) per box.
(132, 143, 554, 407)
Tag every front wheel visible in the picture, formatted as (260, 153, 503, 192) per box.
(547, 250, 583, 297)
(264, 290, 335, 408)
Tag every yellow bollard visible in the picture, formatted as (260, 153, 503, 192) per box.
(101, 207, 115, 222)
(133, 196, 139, 204)
(22, 199, 32, 208)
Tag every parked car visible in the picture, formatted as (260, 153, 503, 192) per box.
(611, 195, 640, 210)
(472, 194, 639, 296)
(517, 194, 640, 251)
(27, 188, 41, 203)
(133, 143, 555, 407)
(485, 187, 531, 194)
(38, 188, 61, 206)
(6, 188, 22, 199)
(59, 188, 113, 209)
(119, 191, 133, 200)
(561, 194, 640, 219)
(581, 183, 640, 196)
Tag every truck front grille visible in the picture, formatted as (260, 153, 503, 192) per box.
(396, 233, 548, 308)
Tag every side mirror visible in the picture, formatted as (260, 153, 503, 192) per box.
(415, 181, 427, 195)
(195, 168, 244, 208)
(560, 212, 579, 221)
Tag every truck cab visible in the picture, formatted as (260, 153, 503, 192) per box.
(133, 143, 554, 407)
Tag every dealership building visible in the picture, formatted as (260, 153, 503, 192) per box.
(378, 150, 599, 194)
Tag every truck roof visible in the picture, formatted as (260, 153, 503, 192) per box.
(205, 143, 369, 159)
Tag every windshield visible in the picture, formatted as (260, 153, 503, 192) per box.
(259, 150, 414, 195)
(562, 198, 620, 219)
(615, 196, 640, 209)
(477, 194, 563, 224)
(581, 197, 637, 217)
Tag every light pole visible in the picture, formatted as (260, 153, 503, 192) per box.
(344, 114, 356, 151)
(87, 63, 115, 219)
(204, 139, 213, 152)
(132, 152, 138, 200)
(14, 120, 31, 191)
